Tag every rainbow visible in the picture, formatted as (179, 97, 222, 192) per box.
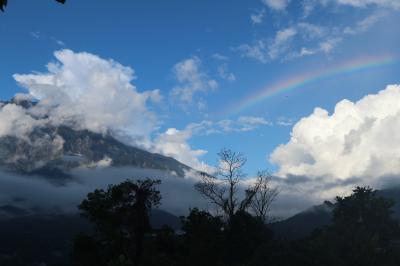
(224, 55, 400, 116)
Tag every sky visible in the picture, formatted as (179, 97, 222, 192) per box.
(1, 0, 400, 214)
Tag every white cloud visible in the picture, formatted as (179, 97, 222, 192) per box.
(268, 27, 297, 59)
(0, 104, 46, 139)
(262, 0, 291, 11)
(212, 53, 229, 61)
(238, 27, 297, 62)
(13, 49, 158, 147)
(217, 63, 236, 82)
(242, 0, 397, 63)
(170, 56, 218, 105)
(251, 9, 266, 24)
(238, 116, 272, 128)
(297, 22, 326, 40)
(319, 37, 342, 53)
(216, 116, 272, 132)
(302, 0, 318, 17)
(276, 117, 294, 126)
(333, 0, 400, 9)
(153, 116, 272, 172)
(237, 40, 269, 63)
(270, 84, 400, 182)
(5, 50, 216, 174)
(344, 12, 386, 35)
(30, 31, 40, 39)
(153, 127, 213, 173)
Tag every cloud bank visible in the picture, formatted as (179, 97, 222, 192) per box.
(0, 167, 209, 217)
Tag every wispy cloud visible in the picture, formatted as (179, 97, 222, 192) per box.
(30, 31, 66, 46)
(251, 9, 266, 24)
(332, 0, 400, 9)
(217, 63, 236, 82)
(237, 27, 297, 62)
(262, 0, 291, 11)
(343, 12, 386, 35)
(242, 0, 397, 63)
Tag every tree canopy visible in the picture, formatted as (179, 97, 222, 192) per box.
(74, 178, 161, 266)
(0, 0, 65, 12)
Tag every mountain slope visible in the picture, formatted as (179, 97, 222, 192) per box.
(271, 187, 400, 239)
(0, 124, 192, 177)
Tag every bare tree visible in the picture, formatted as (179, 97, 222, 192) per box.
(250, 171, 279, 223)
(195, 148, 262, 222)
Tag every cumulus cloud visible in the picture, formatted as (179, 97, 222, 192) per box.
(0, 104, 45, 139)
(170, 56, 218, 105)
(13, 50, 158, 147)
(270, 85, 400, 186)
(153, 127, 213, 173)
(5, 50, 220, 173)
(262, 0, 291, 11)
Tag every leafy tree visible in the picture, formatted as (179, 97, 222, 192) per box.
(227, 210, 273, 265)
(74, 178, 161, 266)
(0, 0, 65, 12)
(309, 186, 400, 266)
(180, 208, 225, 266)
(195, 148, 264, 223)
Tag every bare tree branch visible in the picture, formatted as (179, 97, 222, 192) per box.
(195, 148, 260, 222)
(250, 171, 279, 223)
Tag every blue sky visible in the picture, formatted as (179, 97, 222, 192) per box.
(1, 0, 400, 178)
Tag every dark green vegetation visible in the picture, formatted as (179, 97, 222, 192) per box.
(0, 0, 65, 12)
(70, 183, 400, 266)
(2, 183, 400, 265)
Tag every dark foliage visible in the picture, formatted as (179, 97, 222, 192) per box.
(0, 0, 65, 12)
(74, 178, 161, 266)
(70, 184, 400, 266)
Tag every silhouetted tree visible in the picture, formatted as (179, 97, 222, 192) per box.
(329, 186, 399, 265)
(227, 210, 273, 265)
(180, 208, 225, 266)
(74, 178, 161, 266)
(250, 170, 279, 223)
(195, 148, 263, 223)
(0, 0, 65, 12)
(305, 186, 400, 266)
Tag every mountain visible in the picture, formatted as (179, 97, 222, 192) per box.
(0, 98, 193, 178)
(271, 187, 400, 239)
(270, 201, 334, 239)
(0, 97, 195, 178)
